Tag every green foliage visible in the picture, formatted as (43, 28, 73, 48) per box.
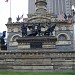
(0, 72, 74, 75)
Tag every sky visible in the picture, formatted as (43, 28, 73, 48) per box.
(0, 0, 28, 32)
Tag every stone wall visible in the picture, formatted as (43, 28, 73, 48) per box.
(0, 50, 75, 72)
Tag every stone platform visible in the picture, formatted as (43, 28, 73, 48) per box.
(0, 50, 75, 72)
(0, 36, 74, 72)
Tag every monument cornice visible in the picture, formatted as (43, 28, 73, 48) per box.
(17, 36, 57, 43)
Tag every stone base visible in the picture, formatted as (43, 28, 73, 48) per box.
(17, 36, 57, 50)
(0, 50, 74, 72)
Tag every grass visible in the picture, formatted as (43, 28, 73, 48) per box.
(0, 72, 74, 75)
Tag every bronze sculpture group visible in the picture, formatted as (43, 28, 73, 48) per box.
(21, 23, 56, 37)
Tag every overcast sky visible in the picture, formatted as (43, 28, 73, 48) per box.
(0, 0, 28, 32)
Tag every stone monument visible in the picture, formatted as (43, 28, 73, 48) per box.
(1, 0, 74, 72)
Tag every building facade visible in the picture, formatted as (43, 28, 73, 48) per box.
(28, 0, 75, 15)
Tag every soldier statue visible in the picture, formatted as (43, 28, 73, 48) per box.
(21, 24, 27, 37)
(37, 23, 41, 36)
(37, 23, 45, 36)
(0, 31, 6, 46)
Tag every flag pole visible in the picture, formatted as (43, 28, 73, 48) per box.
(5, 0, 12, 22)
(9, 0, 12, 22)
(10, 0, 11, 18)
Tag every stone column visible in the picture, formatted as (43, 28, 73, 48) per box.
(35, 0, 47, 13)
